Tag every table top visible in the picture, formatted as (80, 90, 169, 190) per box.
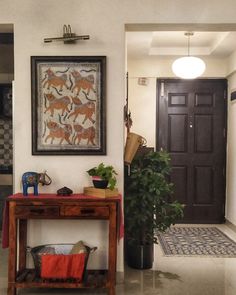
(7, 193, 121, 203)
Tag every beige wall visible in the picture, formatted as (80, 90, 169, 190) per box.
(226, 51, 236, 225)
(128, 75, 156, 147)
(226, 81, 236, 225)
(1, 0, 236, 271)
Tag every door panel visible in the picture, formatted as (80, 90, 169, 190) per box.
(195, 93, 213, 106)
(168, 114, 188, 152)
(169, 93, 187, 106)
(170, 166, 188, 204)
(194, 114, 213, 152)
(194, 166, 213, 204)
(157, 79, 227, 223)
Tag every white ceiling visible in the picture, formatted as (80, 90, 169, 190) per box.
(126, 31, 236, 58)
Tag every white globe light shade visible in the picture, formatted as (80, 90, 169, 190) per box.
(172, 56, 206, 79)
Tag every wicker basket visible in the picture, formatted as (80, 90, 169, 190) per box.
(27, 243, 97, 280)
(124, 132, 146, 164)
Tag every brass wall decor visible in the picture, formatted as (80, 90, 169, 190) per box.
(44, 25, 90, 44)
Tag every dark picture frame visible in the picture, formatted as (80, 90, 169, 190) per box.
(31, 56, 106, 155)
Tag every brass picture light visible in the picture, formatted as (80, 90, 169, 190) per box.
(44, 25, 90, 44)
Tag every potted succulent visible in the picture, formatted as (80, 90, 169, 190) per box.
(87, 163, 117, 190)
(125, 150, 183, 269)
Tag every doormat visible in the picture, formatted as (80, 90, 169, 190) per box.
(157, 227, 236, 257)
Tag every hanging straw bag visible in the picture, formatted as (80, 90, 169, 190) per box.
(124, 132, 147, 165)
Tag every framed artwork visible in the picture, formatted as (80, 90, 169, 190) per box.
(31, 56, 106, 155)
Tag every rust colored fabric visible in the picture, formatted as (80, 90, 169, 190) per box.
(41, 253, 86, 280)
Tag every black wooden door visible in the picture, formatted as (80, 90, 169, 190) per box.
(157, 79, 227, 223)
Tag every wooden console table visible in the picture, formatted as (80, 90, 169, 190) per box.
(6, 193, 121, 295)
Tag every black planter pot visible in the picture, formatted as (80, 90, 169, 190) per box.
(92, 179, 108, 189)
(126, 243, 153, 269)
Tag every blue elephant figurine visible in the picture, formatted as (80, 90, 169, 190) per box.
(22, 171, 52, 196)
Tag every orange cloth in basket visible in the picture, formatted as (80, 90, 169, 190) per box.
(41, 253, 86, 280)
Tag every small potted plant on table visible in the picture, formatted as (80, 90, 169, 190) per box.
(87, 163, 117, 190)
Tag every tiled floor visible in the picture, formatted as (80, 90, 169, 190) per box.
(1, 224, 236, 294)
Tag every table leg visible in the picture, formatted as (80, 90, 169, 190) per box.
(8, 202, 17, 295)
(7, 284, 16, 295)
(108, 203, 117, 294)
(19, 219, 27, 272)
(108, 286, 115, 295)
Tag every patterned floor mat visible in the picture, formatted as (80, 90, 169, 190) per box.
(157, 227, 236, 257)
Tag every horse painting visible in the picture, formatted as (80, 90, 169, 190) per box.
(71, 70, 96, 96)
(45, 121, 72, 144)
(73, 124, 96, 145)
(43, 68, 68, 91)
(68, 95, 95, 124)
(32, 56, 106, 154)
(44, 93, 71, 117)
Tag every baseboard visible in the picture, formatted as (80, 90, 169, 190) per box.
(225, 219, 236, 233)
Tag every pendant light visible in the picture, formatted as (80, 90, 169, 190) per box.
(172, 32, 206, 79)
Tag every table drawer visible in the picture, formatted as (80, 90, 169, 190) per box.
(62, 206, 109, 218)
(14, 206, 59, 218)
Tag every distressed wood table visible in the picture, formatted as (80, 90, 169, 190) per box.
(6, 193, 120, 295)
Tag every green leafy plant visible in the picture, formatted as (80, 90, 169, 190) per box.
(125, 150, 184, 245)
(87, 163, 118, 190)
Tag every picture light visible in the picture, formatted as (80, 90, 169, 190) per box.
(44, 25, 90, 44)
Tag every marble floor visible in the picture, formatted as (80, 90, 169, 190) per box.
(1, 224, 236, 295)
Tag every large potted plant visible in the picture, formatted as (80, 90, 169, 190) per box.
(87, 163, 117, 190)
(125, 150, 183, 269)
